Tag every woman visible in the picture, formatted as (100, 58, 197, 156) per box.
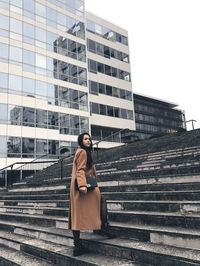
(68, 132, 101, 256)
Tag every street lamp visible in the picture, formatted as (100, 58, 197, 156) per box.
(185, 119, 197, 130)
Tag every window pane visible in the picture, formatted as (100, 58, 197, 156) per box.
(92, 102, 99, 114)
(22, 138, 35, 156)
(10, 46, 22, 62)
(0, 104, 7, 122)
(48, 111, 58, 129)
(113, 87, 120, 97)
(105, 65, 111, 76)
(107, 106, 114, 116)
(9, 75, 22, 92)
(10, 18, 22, 34)
(88, 39, 95, 51)
(8, 105, 22, 125)
(0, 73, 8, 89)
(0, 136, 7, 157)
(48, 140, 59, 156)
(36, 27, 46, 42)
(23, 107, 35, 126)
(36, 139, 48, 155)
(99, 83, 105, 94)
(7, 136, 21, 156)
(97, 62, 104, 73)
(23, 77, 35, 96)
(0, 14, 9, 30)
(106, 85, 112, 96)
(23, 50, 35, 65)
(90, 81, 98, 95)
(36, 54, 46, 69)
(99, 104, 106, 115)
(89, 59, 97, 73)
(121, 108, 127, 119)
(36, 81, 47, 97)
(0, 43, 8, 59)
(35, 3, 46, 17)
(80, 116, 89, 130)
(23, 22, 35, 38)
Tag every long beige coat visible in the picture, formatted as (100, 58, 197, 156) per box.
(68, 147, 101, 230)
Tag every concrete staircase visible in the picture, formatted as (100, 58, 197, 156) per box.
(1, 130, 200, 265)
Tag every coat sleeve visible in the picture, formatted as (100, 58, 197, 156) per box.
(75, 149, 87, 188)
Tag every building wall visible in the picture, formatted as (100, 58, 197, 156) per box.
(86, 12, 135, 147)
(0, 0, 135, 168)
(0, 0, 89, 168)
(133, 93, 186, 140)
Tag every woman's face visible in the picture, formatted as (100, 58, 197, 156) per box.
(82, 134, 91, 147)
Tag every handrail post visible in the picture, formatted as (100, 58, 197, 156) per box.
(5, 170, 7, 187)
(60, 159, 63, 179)
(97, 143, 99, 160)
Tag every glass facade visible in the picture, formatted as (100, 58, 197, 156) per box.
(90, 102, 133, 120)
(0, 0, 134, 169)
(133, 93, 186, 139)
(89, 80, 132, 101)
(0, 135, 77, 158)
(88, 59, 131, 81)
(87, 19, 128, 45)
(0, 104, 89, 135)
(87, 39, 129, 63)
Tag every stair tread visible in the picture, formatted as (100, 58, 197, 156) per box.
(109, 209, 200, 217)
(0, 244, 53, 266)
(1, 224, 200, 263)
(110, 221, 200, 236)
(0, 230, 142, 266)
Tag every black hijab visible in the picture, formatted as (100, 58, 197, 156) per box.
(78, 133, 93, 169)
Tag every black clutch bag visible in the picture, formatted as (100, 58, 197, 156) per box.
(75, 176, 98, 192)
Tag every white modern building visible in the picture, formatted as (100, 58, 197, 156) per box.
(0, 0, 135, 170)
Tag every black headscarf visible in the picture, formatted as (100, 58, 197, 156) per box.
(78, 132, 93, 169)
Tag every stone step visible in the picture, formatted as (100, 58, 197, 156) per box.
(99, 182, 200, 193)
(0, 199, 67, 208)
(109, 222, 200, 250)
(14, 174, 200, 192)
(0, 244, 54, 266)
(6, 185, 66, 195)
(0, 229, 148, 266)
(1, 213, 200, 253)
(0, 205, 67, 217)
(1, 199, 200, 214)
(0, 193, 68, 201)
(102, 190, 200, 201)
(108, 210, 200, 229)
(0, 212, 66, 227)
(0, 220, 199, 265)
(6, 181, 200, 197)
(107, 200, 200, 213)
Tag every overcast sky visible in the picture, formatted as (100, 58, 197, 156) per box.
(85, 0, 200, 131)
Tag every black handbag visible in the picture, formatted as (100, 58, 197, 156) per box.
(75, 175, 98, 192)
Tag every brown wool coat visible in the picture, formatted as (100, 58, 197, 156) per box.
(68, 147, 101, 230)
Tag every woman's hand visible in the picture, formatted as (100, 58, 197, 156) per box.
(79, 186, 87, 194)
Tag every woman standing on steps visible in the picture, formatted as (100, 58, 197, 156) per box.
(68, 132, 101, 256)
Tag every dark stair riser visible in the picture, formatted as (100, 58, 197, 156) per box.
(0, 194, 69, 201)
(0, 213, 58, 227)
(108, 212, 200, 229)
(99, 183, 200, 193)
(103, 191, 200, 201)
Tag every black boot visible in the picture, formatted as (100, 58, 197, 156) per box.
(93, 224, 115, 239)
(72, 230, 88, 256)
